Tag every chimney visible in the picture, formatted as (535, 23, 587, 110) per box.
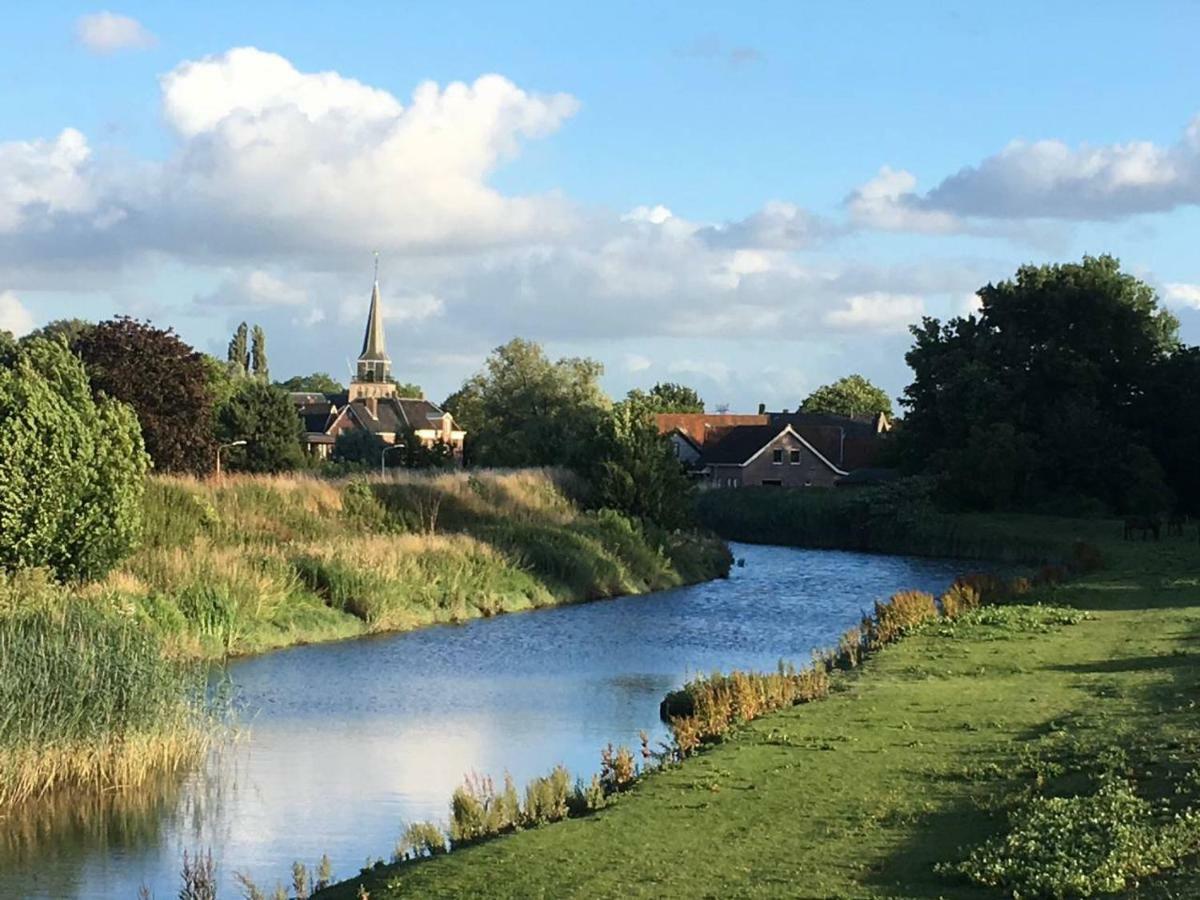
(757, 402, 766, 415)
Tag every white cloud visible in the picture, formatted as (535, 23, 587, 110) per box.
(823, 292, 924, 332)
(623, 353, 652, 373)
(0, 129, 99, 233)
(385, 292, 445, 324)
(0, 291, 34, 336)
(846, 166, 962, 233)
(856, 113, 1200, 226)
(1165, 282, 1200, 310)
(195, 269, 309, 308)
(75, 12, 157, 54)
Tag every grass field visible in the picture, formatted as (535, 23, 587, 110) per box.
(319, 514, 1200, 899)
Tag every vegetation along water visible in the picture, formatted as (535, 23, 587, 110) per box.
(319, 504, 1200, 900)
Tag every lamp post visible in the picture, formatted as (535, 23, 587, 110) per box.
(380, 442, 406, 476)
(216, 440, 247, 480)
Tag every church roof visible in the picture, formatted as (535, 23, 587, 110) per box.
(359, 281, 389, 362)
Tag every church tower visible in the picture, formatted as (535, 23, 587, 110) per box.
(347, 257, 397, 402)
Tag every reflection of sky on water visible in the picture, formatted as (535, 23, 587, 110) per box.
(0, 543, 964, 899)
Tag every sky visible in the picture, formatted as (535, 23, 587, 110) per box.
(1, 1, 1199, 410)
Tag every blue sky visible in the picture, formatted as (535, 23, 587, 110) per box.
(1, 2, 1198, 409)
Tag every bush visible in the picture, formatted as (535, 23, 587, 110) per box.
(941, 777, 1200, 897)
(0, 337, 148, 581)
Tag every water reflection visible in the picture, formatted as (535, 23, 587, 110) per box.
(0, 543, 964, 899)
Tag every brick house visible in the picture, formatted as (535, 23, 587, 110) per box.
(703, 424, 847, 488)
(292, 275, 465, 461)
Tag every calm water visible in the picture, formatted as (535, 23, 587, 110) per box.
(0, 543, 964, 899)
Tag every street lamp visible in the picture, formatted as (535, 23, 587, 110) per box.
(216, 440, 246, 479)
(380, 442, 406, 476)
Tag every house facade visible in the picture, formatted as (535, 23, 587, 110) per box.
(656, 410, 889, 488)
(293, 276, 465, 461)
(704, 424, 847, 488)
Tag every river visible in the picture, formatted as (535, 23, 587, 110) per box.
(0, 543, 966, 899)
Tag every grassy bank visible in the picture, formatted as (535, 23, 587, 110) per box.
(319, 512, 1200, 899)
(0, 469, 727, 807)
(84, 468, 729, 659)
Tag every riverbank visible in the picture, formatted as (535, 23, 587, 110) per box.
(0, 469, 729, 807)
(320, 512, 1200, 899)
(93, 469, 731, 659)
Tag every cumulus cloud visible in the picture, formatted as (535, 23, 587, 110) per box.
(1165, 282, 1200, 310)
(0, 291, 34, 336)
(195, 270, 309, 308)
(0, 129, 100, 233)
(823, 293, 925, 332)
(75, 12, 157, 54)
(853, 113, 1200, 226)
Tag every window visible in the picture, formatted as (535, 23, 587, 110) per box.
(789, 449, 801, 464)
(772, 449, 783, 464)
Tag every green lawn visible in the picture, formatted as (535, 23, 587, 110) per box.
(319, 516, 1200, 899)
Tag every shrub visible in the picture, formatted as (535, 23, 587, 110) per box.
(868, 590, 938, 648)
(600, 744, 637, 794)
(941, 777, 1200, 897)
(449, 773, 518, 845)
(393, 821, 448, 862)
(520, 765, 572, 826)
(0, 337, 148, 581)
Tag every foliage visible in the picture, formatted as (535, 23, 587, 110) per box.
(941, 777, 1200, 898)
(444, 338, 611, 470)
(625, 382, 705, 414)
(1138, 346, 1200, 514)
(393, 821, 448, 862)
(333, 428, 388, 467)
(391, 380, 423, 398)
(73, 316, 217, 476)
(395, 426, 455, 469)
(227, 322, 250, 377)
(216, 379, 305, 473)
(0, 336, 148, 580)
(276, 372, 345, 394)
(801, 373, 893, 417)
(901, 255, 1180, 513)
(595, 393, 695, 528)
(0, 575, 208, 805)
(22, 317, 94, 347)
(251, 324, 269, 380)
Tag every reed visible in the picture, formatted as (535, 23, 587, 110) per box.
(0, 580, 210, 806)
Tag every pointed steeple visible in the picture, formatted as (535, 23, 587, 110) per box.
(355, 254, 391, 384)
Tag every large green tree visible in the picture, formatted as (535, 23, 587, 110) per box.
(73, 317, 218, 475)
(227, 322, 250, 377)
(901, 255, 1180, 512)
(276, 372, 345, 394)
(801, 374, 893, 418)
(0, 335, 148, 580)
(626, 382, 705, 414)
(596, 393, 695, 528)
(216, 381, 305, 473)
(250, 325, 269, 380)
(444, 338, 611, 469)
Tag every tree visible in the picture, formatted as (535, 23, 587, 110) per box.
(227, 322, 250, 377)
(900, 256, 1179, 511)
(251, 325, 268, 380)
(216, 381, 305, 473)
(276, 373, 346, 394)
(392, 380, 423, 398)
(0, 336, 148, 581)
(626, 382, 704, 414)
(801, 375, 893, 418)
(596, 393, 695, 528)
(333, 428, 387, 467)
(74, 317, 218, 475)
(444, 338, 611, 469)
(23, 318, 94, 348)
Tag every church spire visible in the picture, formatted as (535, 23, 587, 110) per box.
(356, 253, 391, 383)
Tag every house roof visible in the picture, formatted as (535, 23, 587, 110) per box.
(767, 411, 885, 438)
(700, 424, 848, 474)
(655, 413, 770, 445)
(668, 427, 703, 453)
